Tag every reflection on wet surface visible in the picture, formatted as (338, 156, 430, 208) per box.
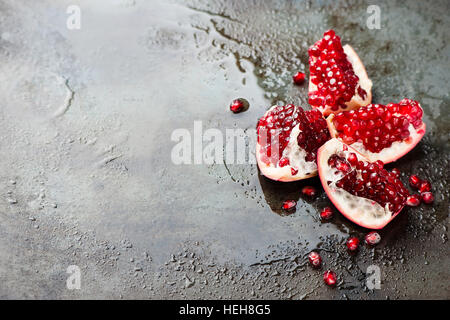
(0, 0, 448, 299)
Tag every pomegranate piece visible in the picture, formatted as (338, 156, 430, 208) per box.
(308, 251, 322, 268)
(308, 30, 372, 116)
(302, 186, 317, 197)
(365, 231, 381, 245)
(256, 105, 330, 182)
(323, 270, 337, 287)
(346, 237, 360, 251)
(406, 194, 421, 207)
(293, 72, 306, 85)
(327, 99, 426, 164)
(229, 99, 245, 113)
(421, 192, 434, 204)
(320, 207, 334, 220)
(317, 139, 410, 229)
(282, 199, 297, 210)
(409, 175, 421, 188)
(419, 180, 431, 193)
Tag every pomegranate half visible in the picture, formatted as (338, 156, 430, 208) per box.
(308, 30, 372, 116)
(327, 99, 426, 163)
(256, 104, 330, 182)
(317, 139, 410, 229)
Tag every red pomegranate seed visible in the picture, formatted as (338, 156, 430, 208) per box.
(421, 192, 434, 204)
(278, 157, 290, 167)
(293, 72, 306, 85)
(419, 180, 431, 193)
(391, 168, 400, 178)
(406, 194, 421, 207)
(409, 175, 421, 188)
(347, 152, 358, 166)
(323, 270, 337, 287)
(291, 167, 298, 175)
(346, 237, 360, 251)
(230, 99, 244, 113)
(302, 186, 317, 197)
(320, 207, 333, 220)
(282, 200, 297, 210)
(365, 231, 381, 245)
(308, 251, 322, 268)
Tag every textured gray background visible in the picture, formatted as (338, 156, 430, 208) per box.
(0, 0, 448, 299)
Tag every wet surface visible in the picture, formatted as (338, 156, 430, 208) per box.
(0, 0, 448, 299)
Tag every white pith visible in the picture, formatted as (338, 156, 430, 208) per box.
(256, 106, 318, 182)
(308, 44, 373, 116)
(318, 139, 393, 229)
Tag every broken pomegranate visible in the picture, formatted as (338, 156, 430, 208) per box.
(327, 99, 426, 163)
(323, 270, 337, 287)
(256, 105, 330, 181)
(308, 251, 322, 268)
(308, 30, 372, 116)
(317, 139, 410, 229)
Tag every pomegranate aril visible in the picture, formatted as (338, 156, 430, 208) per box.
(302, 186, 317, 197)
(230, 99, 244, 113)
(320, 207, 333, 220)
(409, 175, 421, 188)
(419, 180, 431, 193)
(278, 157, 290, 167)
(291, 167, 298, 175)
(421, 192, 434, 204)
(308, 251, 322, 268)
(323, 270, 337, 287)
(293, 72, 306, 85)
(406, 194, 421, 207)
(365, 231, 381, 245)
(346, 237, 360, 251)
(282, 200, 297, 210)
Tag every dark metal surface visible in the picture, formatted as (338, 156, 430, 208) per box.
(0, 0, 448, 299)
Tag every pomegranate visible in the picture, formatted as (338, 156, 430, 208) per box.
(308, 30, 372, 116)
(320, 207, 334, 220)
(317, 139, 410, 229)
(346, 237, 360, 251)
(365, 231, 381, 245)
(256, 105, 330, 181)
(293, 72, 306, 85)
(308, 251, 322, 268)
(406, 194, 421, 207)
(327, 99, 426, 164)
(421, 192, 434, 204)
(323, 270, 337, 287)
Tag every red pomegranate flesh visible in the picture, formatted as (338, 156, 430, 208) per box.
(256, 105, 330, 181)
(317, 139, 410, 229)
(327, 99, 426, 163)
(308, 30, 372, 116)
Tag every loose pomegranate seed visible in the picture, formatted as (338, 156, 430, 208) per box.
(409, 175, 421, 188)
(406, 194, 421, 207)
(320, 207, 333, 220)
(293, 72, 306, 85)
(257, 105, 330, 165)
(346, 237, 360, 251)
(308, 30, 359, 111)
(282, 199, 297, 210)
(308, 251, 322, 268)
(365, 231, 381, 245)
(291, 167, 298, 175)
(230, 99, 245, 113)
(323, 270, 337, 287)
(302, 186, 317, 197)
(331, 100, 423, 153)
(278, 157, 290, 167)
(419, 180, 431, 193)
(329, 154, 409, 213)
(421, 192, 434, 204)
